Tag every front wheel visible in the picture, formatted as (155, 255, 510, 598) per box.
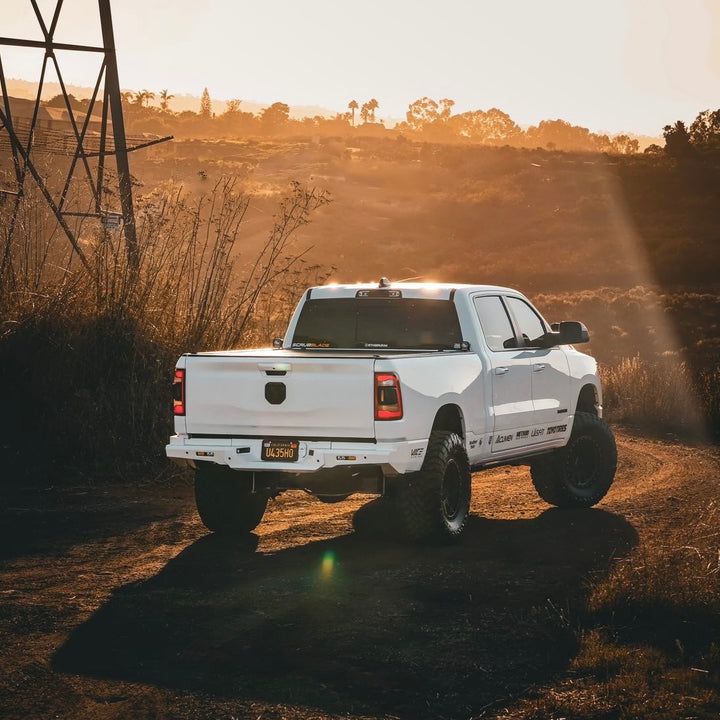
(194, 463, 268, 534)
(396, 431, 472, 543)
(530, 412, 617, 508)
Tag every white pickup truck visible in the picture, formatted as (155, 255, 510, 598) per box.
(167, 279, 616, 542)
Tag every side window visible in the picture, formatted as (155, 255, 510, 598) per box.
(506, 296, 547, 347)
(473, 296, 516, 352)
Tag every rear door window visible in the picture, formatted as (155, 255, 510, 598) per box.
(473, 296, 516, 351)
(505, 296, 547, 347)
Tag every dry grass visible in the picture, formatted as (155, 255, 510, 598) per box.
(601, 356, 716, 439)
(492, 496, 720, 720)
(0, 177, 330, 480)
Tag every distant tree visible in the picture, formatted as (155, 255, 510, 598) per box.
(448, 107, 521, 144)
(46, 93, 82, 110)
(610, 134, 640, 154)
(360, 102, 370, 124)
(133, 89, 154, 107)
(643, 143, 664, 154)
(348, 99, 358, 127)
(159, 89, 175, 112)
(663, 120, 693, 158)
(200, 87, 213, 119)
(367, 98, 379, 122)
(260, 101, 290, 133)
(224, 98, 242, 115)
(689, 108, 720, 148)
(525, 119, 597, 152)
(406, 97, 440, 130)
(593, 134, 613, 152)
(404, 97, 455, 138)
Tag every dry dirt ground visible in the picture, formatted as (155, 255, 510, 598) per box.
(1, 430, 718, 720)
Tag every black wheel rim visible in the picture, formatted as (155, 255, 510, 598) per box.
(566, 436, 601, 492)
(441, 459, 463, 520)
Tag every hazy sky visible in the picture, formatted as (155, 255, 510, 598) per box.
(3, 0, 720, 135)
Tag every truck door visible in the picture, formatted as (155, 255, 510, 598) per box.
(473, 295, 535, 452)
(503, 296, 572, 442)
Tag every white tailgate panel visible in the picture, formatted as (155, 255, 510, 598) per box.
(185, 355, 375, 438)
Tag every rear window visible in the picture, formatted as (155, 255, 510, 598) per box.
(291, 298, 463, 350)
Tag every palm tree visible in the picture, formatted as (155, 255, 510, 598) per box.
(348, 99, 358, 127)
(159, 89, 175, 112)
(132, 89, 155, 108)
(367, 98, 379, 123)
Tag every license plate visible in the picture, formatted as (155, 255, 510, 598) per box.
(261, 439, 299, 462)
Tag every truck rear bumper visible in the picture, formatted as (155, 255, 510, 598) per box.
(166, 436, 427, 476)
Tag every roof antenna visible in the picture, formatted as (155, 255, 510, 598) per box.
(379, 277, 391, 288)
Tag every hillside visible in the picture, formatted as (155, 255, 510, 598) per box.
(133, 137, 717, 288)
(131, 137, 720, 367)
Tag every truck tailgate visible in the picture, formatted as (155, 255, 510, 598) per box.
(184, 354, 376, 439)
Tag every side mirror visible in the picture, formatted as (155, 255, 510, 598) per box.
(559, 321, 589, 344)
(273, 338, 283, 348)
(547, 321, 589, 345)
(541, 321, 589, 347)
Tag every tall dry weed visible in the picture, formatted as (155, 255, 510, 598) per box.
(0, 178, 330, 479)
(601, 356, 717, 439)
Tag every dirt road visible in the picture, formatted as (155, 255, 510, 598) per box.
(1, 431, 718, 720)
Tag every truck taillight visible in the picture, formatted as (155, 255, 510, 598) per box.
(375, 372, 403, 420)
(173, 368, 186, 416)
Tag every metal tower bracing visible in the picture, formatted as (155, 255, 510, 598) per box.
(0, 0, 171, 274)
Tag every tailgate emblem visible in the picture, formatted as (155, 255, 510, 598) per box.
(265, 382, 286, 405)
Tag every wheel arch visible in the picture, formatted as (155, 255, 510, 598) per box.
(431, 403, 465, 438)
(576, 382, 600, 416)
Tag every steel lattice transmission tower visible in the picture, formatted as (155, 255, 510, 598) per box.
(0, 0, 171, 276)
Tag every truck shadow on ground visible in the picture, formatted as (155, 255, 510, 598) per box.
(53, 504, 637, 719)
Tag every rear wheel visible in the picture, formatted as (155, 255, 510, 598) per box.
(530, 412, 617, 508)
(194, 463, 268, 534)
(397, 431, 471, 543)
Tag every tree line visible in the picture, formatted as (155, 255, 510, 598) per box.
(45, 89, 720, 155)
(660, 110, 720, 158)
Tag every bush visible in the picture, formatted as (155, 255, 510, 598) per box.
(0, 179, 330, 481)
(601, 356, 719, 440)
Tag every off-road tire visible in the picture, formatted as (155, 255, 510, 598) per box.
(194, 463, 268, 534)
(530, 412, 617, 508)
(397, 431, 472, 543)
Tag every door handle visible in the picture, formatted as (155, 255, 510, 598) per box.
(533, 363, 546, 372)
(494, 366, 509, 375)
